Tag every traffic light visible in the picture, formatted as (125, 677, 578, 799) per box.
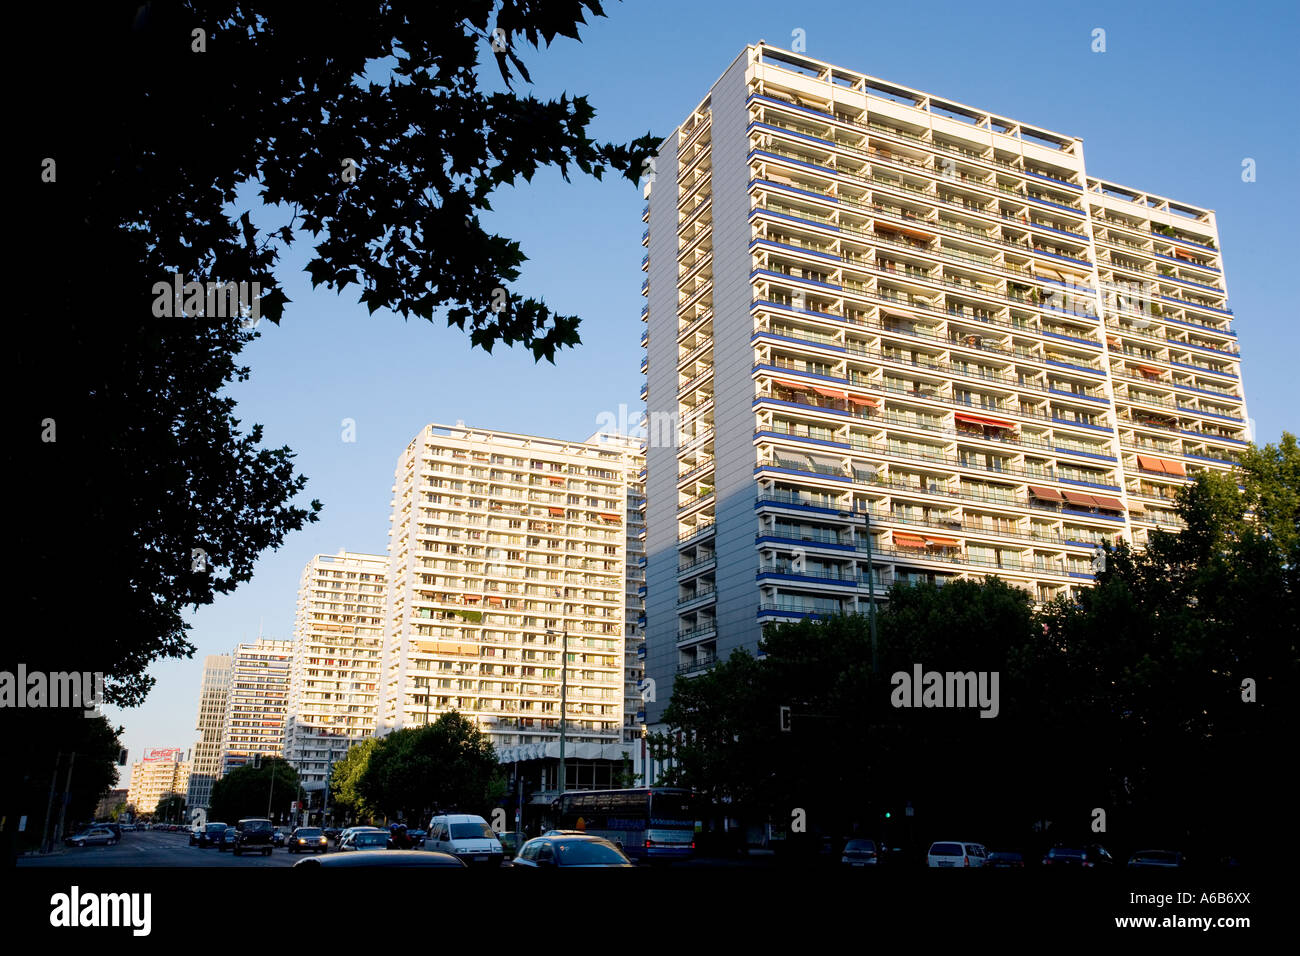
(884, 811, 892, 819)
(252, 753, 262, 769)
(779, 706, 792, 732)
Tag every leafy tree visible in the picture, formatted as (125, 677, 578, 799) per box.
(12, 0, 655, 709)
(209, 758, 300, 824)
(329, 737, 381, 821)
(358, 712, 506, 823)
(155, 794, 187, 824)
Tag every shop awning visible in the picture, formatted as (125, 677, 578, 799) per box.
(955, 412, 1014, 430)
(892, 533, 926, 547)
(1028, 484, 1064, 502)
(1061, 490, 1099, 508)
(1091, 494, 1125, 511)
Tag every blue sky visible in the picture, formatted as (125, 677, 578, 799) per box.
(108, 0, 1299, 771)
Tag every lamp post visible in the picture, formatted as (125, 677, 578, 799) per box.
(547, 626, 568, 798)
(845, 505, 879, 677)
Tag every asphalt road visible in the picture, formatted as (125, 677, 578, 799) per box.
(19, 830, 302, 867)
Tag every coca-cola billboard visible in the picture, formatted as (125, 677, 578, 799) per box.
(143, 747, 183, 762)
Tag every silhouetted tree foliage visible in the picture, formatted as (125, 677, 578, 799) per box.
(662, 436, 1298, 863)
(209, 757, 300, 824)
(11, 1, 655, 709)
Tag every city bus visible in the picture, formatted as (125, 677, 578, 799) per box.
(554, 788, 695, 862)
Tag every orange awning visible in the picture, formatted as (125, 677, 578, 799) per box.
(598, 512, 622, 521)
(1129, 364, 1163, 378)
(812, 385, 848, 399)
(846, 393, 879, 407)
(1106, 336, 1122, 348)
(1137, 454, 1184, 476)
(771, 377, 813, 393)
(487, 597, 504, 606)
(923, 535, 960, 547)
(1028, 485, 1064, 502)
(955, 412, 1014, 430)
(1061, 490, 1098, 508)
(548, 507, 564, 516)
(892, 533, 926, 547)
(1091, 494, 1125, 511)
(548, 476, 565, 485)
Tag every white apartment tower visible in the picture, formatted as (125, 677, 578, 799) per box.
(379, 424, 641, 760)
(186, 653, 231, 808)
(284, 550, 387, 791)
(220, 638, 293, 775)
(642, 45, 1248, 721)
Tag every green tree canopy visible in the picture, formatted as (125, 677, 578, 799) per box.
(209, 758, 300, 824)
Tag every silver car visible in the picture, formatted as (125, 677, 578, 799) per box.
(65, 826, 118, 847)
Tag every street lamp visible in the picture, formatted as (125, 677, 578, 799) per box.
(843, 504, 879, 677)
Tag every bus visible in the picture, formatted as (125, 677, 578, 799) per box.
(554, 788, 695, 862)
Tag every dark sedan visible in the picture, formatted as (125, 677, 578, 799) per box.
(510, 835, 634, 868)
(287, 827, 329, 854)
(840, 838, 880, 867)
(197, 823, 228, 848)
(987, 851, 1026, 868)
(1128, 850, 1183, 869)
(1041, 845, 1114, 868)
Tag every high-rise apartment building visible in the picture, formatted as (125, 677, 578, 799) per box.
(643, 44, 1247, 721)
(186, 654, 231, 808)
(284, 550, 387, 792)
(127, 752, 191, 817)
(378, 424, 641, 774)
(220, 638, 293, 775)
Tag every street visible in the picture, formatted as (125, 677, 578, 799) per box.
(19, 829, 297, 868)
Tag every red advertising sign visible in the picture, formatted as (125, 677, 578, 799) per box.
(143, 747, 183, 762)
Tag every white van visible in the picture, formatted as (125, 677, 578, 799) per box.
(425, 813, 504, 866)
(927, 841, 989, 867)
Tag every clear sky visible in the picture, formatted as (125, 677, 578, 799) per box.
(108, 0, 1299, 770)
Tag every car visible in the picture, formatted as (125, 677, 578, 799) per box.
(323, 827, 341, 844)
(497, 831, 526, 859)
(840, 838, 880, 867)
(927, 841, 989, 868)
(65, 826, 118, 847)
(189, 827, 202, 846)
(510, 834, 635, 868)
(426, 814, 505, 866)
(1041, 845, 1114, 868)
(986, 851, 1026, 869)
(218, 826, 240, 852)
(102, 823, 124, 841)
(1128, 850, 1183, 869)
(287, 827, 329, 854)
(334, 826, 372, 848)
(198, 823, 228, 848)
(407, 828, 427, 848)
(271, 828, 288, 847)
(340, 828, 390, 851)
(293, 850, 466, 869)
(231, 818, 275, 857)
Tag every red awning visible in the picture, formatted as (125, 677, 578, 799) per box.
(547, 476, 566, 485)
(548, 507, 564, 516)
(846, 393, 879, 407)
(923, 535, 961, 548)
(1091, 494, 1125, 511)
(892, 533, 926, 547)
(1028, 485, 1064, 502)
(1061, 490, 1098, 508)
(598, 512, 622, 521)
(811, 385, 848, 400)
(955, 412, 1014, 430)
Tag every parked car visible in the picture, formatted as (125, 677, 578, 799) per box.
(1128, 850, 1183, 869)
(198, 823, 228, 848)
(340, 828, 390, 851)
(287, 827, 329, 854)
(927, 841, 989, 868)
(218, 826, 240, 852)
(231, 818, 275, 857)
(426, 814, 505, 867)
(1042, 845, 1114, 868)
(65, 826, 118, 847)
(986, 851, 1026, 868)
(840, 838, 880, 867)
(511, 834, 634, 868)
(497, 831, 526, 860)
(293, 850, 466, 869)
